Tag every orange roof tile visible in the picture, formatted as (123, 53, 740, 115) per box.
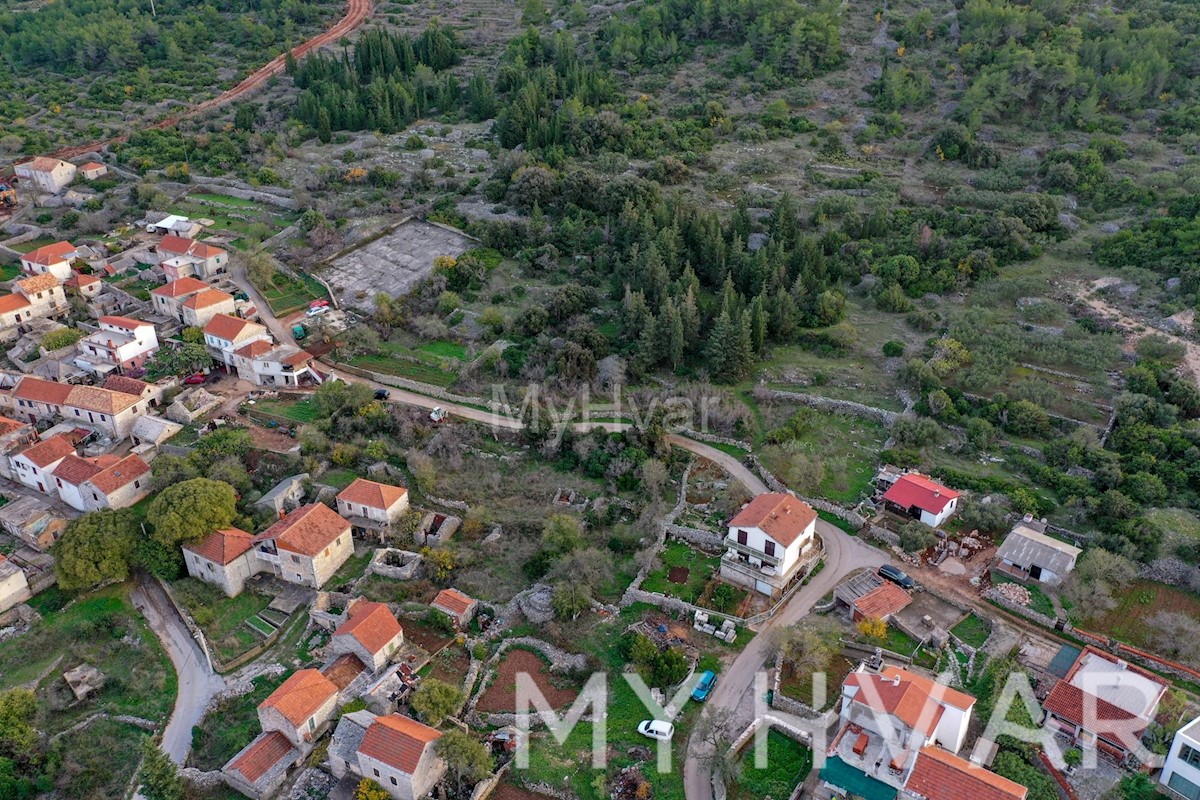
(255, 503, 349, 557)
(335, 601, 402, 655)
(0, 294, 31, 314)
(102, 375, 150, 396)
(99, 315, 151, 329)
(184, 528, 255, 566)
(151, 277, 209, 298)
(65, 385, 140, 414)
(13, 377, 73, 405)
(234, 339, 274, 359)
(358, 714, 441, 774)
(21, 241, 75, 265)
(227, 731, 296, 784)
(853, 582, 913, 620)
(280, 349, 313, 366)
(880, 665, 976, 711)
(1041, 646, 1168, 744)
(86, 454, 150, 494)
(23, 157, 70, 173)
(80, 162, 105, 171)
(182, 289, 233, 310)
(338, 478, 408, 512)
(52, 453, 106, 486)
(15, 274, 62, 295)
(432, 588, 476, 617)
(258, 669, 337, 727)
(17, 434, 75, 468)
(906, 746, 1027, 800)
(728, 493, 818, 547)
(158, 235, 225, 260)
(321, 652, 367, 690)
(0, 415, 29, 437)
(204, 313, 260, 342)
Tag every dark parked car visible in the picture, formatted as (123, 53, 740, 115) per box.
(691, 670, 717, 702)
(374, 388, 390, 400)
(878, 564, 915, 590)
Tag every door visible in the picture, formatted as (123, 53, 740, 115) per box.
(755, 579, 774, 595)
(1030, 564, 1043, 580)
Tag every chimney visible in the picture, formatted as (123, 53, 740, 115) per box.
(933, 490, 940, 498)
(893, 674, 901, 687)
(1023, 513, 1034, 523)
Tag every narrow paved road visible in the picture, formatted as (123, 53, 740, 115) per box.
(132, 577, 225, 764)
(682, 523, 885, 800)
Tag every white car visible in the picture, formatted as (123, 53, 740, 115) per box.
(637, 720, 674, 741)
(306, 305, 329, 317)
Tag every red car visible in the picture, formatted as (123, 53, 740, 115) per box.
(309, 299, 330, 310)
(183, 372, 207, 385)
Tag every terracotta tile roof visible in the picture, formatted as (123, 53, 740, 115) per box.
(65, 384, 140, 414)
(336, 601, 402, 655)
(280, 349, 313, 366)
(852, 582, 913, 620)
(86, 454, 150, 494)
(321, 653, 367, 690)
(432, 588, 476, 617)
(882, 473, 960, 515)
(17, 434, 75, 468)
(879, 665, 975, 711)
(338, 478, 408, 512)
(182, 289, 233, 310)
(80, 162, 105, 171)
(205, 313, 259, 342)
(728, 493, 818, 547)
(0, 415, 28, 437)
(184, 527, 254, 566)
(1041, 646, 1168, 745)
(259, 669, 338, 727)
(234, 339, 275, 359)
(24, 157, 70, 173)
(844, 670, 946, 737)
(76, 274, 101, 286)
(905, 746, 1027, 800)
(15, 274, 62, 295)
(99, 315, 151, 330)
(21, 241, 75, 265)
(358, 714, 441, 774)
(151, 277, 208, 298)
(158, 235, 225, 260)
(102, 375, 150, 396)
(255, 503, 349, 557)
(0, 294, 31, 314)
(14, 377, 73, 405)
(227, 731, 296, 784)
(52, 453, 106, 486)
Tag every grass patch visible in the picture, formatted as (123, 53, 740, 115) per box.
(51, 717, 151, 800)
(255, 270, 328, 315)
(0, 263, 21, 281)
(730, 729, 813, 800)
(254, 397, 323, 423)
(320, 468, 359, 490)
(326, 548, 374, 590)
(1083, 578, 1200, 650)
(993, 573, 1057, 618)
(9, 236, 60, 254)
(641, 541, 720, 605)
(759, 409, 885, 504)
(348, 353, 458, 387)
(951, 613, 991, 649)
(189, 192, 261, 209)
(817, 509, 859, 535)
(779, 654, 852, 711)
(170, 578, 272, 663)
(858, 622, 922, 657)
(245, 616, 275, 636)
(417, 339, 467, 360)
(189, 673, 287, 770)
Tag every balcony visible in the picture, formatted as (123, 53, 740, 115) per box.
(722, 538, 782, 567)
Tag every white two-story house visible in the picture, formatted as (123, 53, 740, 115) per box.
(14, 158, 77, 193)
(157, 236, 229, 281)
(719, 492, 818, 597)
(75, 316, 160, 375)
(204, 314, 270, 369)
(0, 275, 68, 338)
(1162, 716, 1200, 800)
(19, 241, 76, 280)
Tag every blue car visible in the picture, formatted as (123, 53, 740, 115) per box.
(691, 670, 717, 702)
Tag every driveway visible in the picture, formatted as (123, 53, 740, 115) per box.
(131, 577, 225, 764)
(682, 522, 886, 800)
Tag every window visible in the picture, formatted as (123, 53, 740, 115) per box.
(323, 547, 330, 557)
(308, 717, 315, 731)
(373, 769, 380, 778)
(764, 540, 776, 557)
(134, 480, 141, 489)
(1169, 772, 1200, 800)
(291, 555, 300, 563)
(92, 492, 99, 501)
(737, 529, 747, 545)
(1182, 745, 1200, 769)
(390, 777, 398, 786)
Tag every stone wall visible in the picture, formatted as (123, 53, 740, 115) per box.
(677, 428, 753, 452)
(191, 179, 297, 209)
(983, 586, 1059, 628)
(331, 360, 487, 407)
(664, 523, 725, 550)
(367, 548, 423, 581)
(754, 388, 899, 426)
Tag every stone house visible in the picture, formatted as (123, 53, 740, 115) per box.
(183, 528, 257, 597)
(329, 712, 445, 800)
(331, 600, 404, 672)
(0, 495, 66, 550)
(204, 314, 270, 369)
(78, 453, 151, 510)
(180, 288, 237, 329)
(79, 162, 108, 180)
(0, 556, 31, 614)
(222, 731, 301, 800)
(150, 277, 211, 322)
(10, 433, 76, 495)
(431, 588, 477, 628)
(19, 241, 76, 280)
(156, 235, 229, 281)
(14, 158, 77, 193)
(10, 376, 146, 440)
(0, 415, 37, 480)
(337, 478, 409, 536)
(258, 668, 340, 746)
(0, 275, 68, 336)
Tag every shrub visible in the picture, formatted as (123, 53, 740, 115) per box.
(40, 328, 86, 350)
(882, 340, 905, 357)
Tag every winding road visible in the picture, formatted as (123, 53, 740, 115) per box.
(51, 0, 374, 160)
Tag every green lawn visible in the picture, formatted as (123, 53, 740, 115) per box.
(0, 262, 21, 281)
(417, 339, 468, 360)
(170, 579, 272, 663)
(348, 353, 458, 387)
(858, 622, 922, 657)
(951, 613, 991, 649)
(817, 509, 859, 535)
(189, 192, 261, 208)
(9, 236, 60, 254)
(320, 468, 360, 490)
(189, 673, 287, 771)
(327, 548, 374, 590)
(730, 729, 813, 800)
(641, 541, 720, 605)
(254, 397, 323, 423)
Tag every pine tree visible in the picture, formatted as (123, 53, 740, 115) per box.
(621, 285, 652, 343)
(139, 739, 184, 800)
(679, 287, 701, 350)
(659, 298, 685, 370)
(727, 310, 755, 381)
(634, 314, 660, 376)
(748, 294, 768, 355)
(705, 309, 732, 381)
(317, 107, 332, 144)
(641, 243, 669, 308)
(770, 288, 799, 343)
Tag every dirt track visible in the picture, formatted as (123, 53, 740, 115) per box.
(52, 0, 373, 160)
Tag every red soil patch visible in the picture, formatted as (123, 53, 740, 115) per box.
(667, 566, 690, 584)
(491, 782, 554, 800)
(476, 649, 579, 713)
(402, 619, 454, 655)
(429, 644, 470, 687)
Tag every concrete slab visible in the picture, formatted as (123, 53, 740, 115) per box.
(893, 591, 965, 634)
(320, 220, 475, 313)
